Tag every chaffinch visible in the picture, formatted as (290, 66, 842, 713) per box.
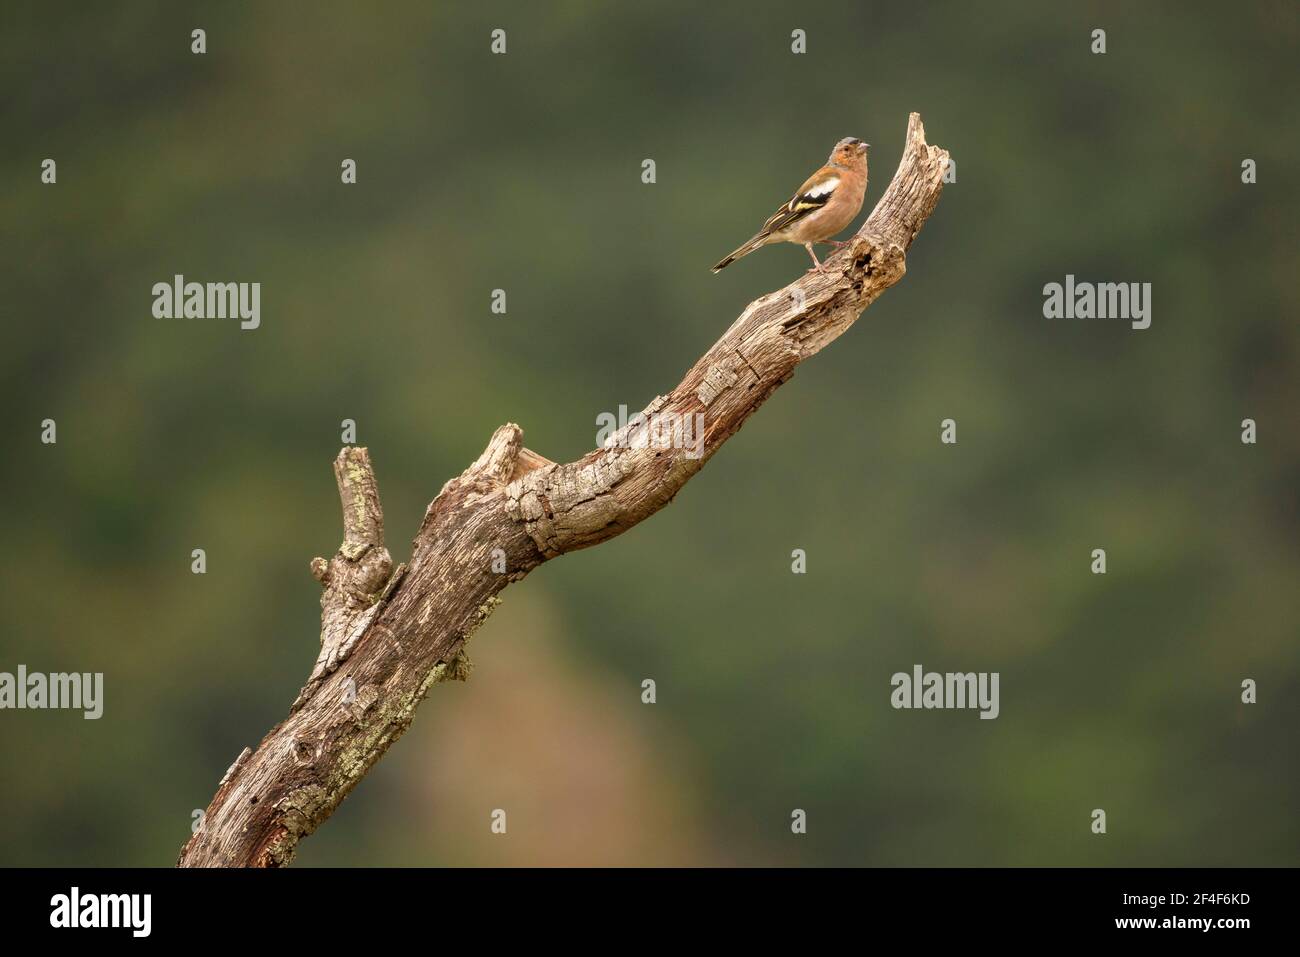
(712, 137, 869, 275)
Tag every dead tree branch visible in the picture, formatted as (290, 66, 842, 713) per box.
(177, 113, 949, 867)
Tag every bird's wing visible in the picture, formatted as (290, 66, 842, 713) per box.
(757, 165, 841, 236)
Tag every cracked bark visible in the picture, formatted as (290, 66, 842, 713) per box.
(177, 113, 949, 867)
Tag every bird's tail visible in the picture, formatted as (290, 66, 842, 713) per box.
(712, 232, 769, 273)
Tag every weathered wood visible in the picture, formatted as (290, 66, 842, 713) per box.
(177, 113, 949, 867)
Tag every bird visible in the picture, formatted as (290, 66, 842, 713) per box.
(712, 137, 869, 275)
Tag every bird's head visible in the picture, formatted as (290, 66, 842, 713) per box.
(830, 137, 869, 168)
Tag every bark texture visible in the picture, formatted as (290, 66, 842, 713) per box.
(177, 113, 949, 867)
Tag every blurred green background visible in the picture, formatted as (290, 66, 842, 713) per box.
(1, 1, 1297, 866)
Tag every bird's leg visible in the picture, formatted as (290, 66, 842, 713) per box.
(804, 243, 828, 275)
